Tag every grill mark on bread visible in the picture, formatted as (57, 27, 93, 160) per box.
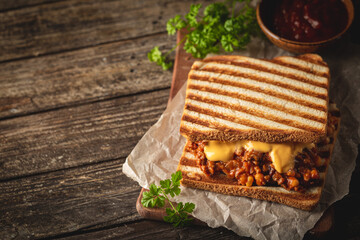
(190, 67, 327, 99)
(187, 84, 326, 123)
(185, 103, 299, 131)
(180, 116, 257, 142)
(201, 58, 328, 87)
(187, 92, 326, 129)
(271, 59, 330, 78)
(195, 59, 328, 87)
(297, 55, 327, 66)
(203, 55, 329, 74)
(188, 74, 326, 111)
(185, 98, 323, 132)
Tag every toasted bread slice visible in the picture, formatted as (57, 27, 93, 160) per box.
(177, 106, 340, 211)
(180, 54, 330, 143)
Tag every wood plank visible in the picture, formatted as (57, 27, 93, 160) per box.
(0, 0, 62, 12)
(0, 0, 207, 62)
(0, 88, 169, 180)
(0, 159, 142, 239)
(0, 33, 173, 119)
(59, 220, 243, 240)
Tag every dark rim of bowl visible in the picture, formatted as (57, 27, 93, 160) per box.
(256, 0, 354, 46)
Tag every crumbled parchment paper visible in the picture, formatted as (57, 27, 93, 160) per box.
(123, 37, 359, 240)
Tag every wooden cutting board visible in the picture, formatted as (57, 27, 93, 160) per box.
(136, 29, 334, 238)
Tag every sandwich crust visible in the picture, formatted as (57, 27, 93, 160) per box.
(180, 176, 320, 211)
(180, 126, 324, 143)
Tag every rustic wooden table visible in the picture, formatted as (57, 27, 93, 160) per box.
(1, 1, 359, 239)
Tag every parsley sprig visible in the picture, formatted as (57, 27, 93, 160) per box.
(148, 0, 261, 70)
(141, 171, 195, 227)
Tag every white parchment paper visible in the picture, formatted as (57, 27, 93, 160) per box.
(123, 37, 360, 240)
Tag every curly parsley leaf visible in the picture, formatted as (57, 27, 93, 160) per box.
(142, 171, 195, 227)
(185, 4, 201, 28)
(167, 15, 187, 35)
(221, 34, 237, 52)
(147, 46, 173, 70)
(204, 2, 229, 22)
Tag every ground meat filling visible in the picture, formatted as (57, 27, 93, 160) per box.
(186, 141, 323, 192)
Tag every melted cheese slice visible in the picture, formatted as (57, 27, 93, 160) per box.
(204, 141, 314, 173)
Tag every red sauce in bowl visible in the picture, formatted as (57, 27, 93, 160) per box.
(272, 0, 348, 42)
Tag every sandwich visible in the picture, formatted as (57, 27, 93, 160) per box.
(177, 54, 340, 210)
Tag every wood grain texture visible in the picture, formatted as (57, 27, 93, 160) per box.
(0, 88, 169, 180)
(60, 220, 245, 240)
(0, 0, 207, 62)
(0, 0, 62, 12)
(0, 159, 142, 239)
(0, 33, 173, 119)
